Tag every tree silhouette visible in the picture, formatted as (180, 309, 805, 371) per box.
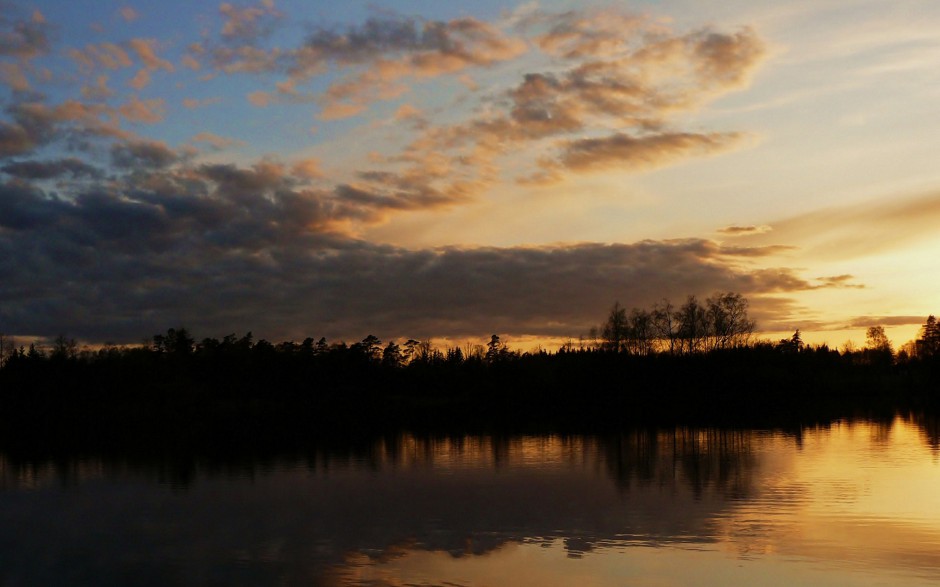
(918, 316, 940, 358)
(602, 302, 628, 352)
(485, 334, 507, 363)
(153, 327, 195, 356)
(865, 326, 892, 353)
(382, 341, 403, 368)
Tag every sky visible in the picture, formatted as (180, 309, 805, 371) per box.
(1, 0, 939, 349)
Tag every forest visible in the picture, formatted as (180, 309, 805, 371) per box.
(1, 292, 940, 456)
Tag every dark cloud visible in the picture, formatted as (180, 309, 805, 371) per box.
(845, 315, 928, 328)
(0, 120, 35, 157)
(303, 16, 521, 67)
(304, 17, 439, 63)
(0, 179, 62, 230)
(111, 140, 178, 169)
(0, 8, 785, 345)
(0, 97, 151, 161)
(0, 174, 818, 342)
(552, 131, 743, 173)
(1, 157, 102, 179)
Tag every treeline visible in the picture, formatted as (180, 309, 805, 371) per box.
(2, 293, 940, 455)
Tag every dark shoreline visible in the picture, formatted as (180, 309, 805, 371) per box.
(1, 343, 938, 462)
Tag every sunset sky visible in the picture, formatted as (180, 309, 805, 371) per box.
(2, 0, 939, 349)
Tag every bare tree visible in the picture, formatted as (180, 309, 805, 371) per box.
(706, 292, 755, 350)
(628, 308, 654, 356)
(652, 299, 678, 354)
(676, 296, 708, 354)
(602, 302, 628, 352)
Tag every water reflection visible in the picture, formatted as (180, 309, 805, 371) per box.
(1, 417, 940, 586)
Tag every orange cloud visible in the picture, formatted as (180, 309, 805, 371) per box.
(128, 38, 174, 72)
(718, 225, 772, 236)
(190, 132, 245, 149)
(0, 62, 30, 92)
(290, 158, 323, 180)
(219, 0, 280, 43)
(68, 43, 132, 72)
(127, 38, 174, 89)
(81, 75, 114, 100)
(318, 101, 367, 121)
(117, 96, 166, 124)
(120, 6, 139, 22)
(550, 131, 745, 173)
(182, 97, 221, 109)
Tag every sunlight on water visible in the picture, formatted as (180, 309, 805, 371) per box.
(2, 416, 940, 586)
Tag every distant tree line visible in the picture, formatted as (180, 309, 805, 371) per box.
(3, 291, 940, 370)
(3, 292, 940, 452)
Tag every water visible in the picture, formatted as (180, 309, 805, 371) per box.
(2, 416, 940, 586)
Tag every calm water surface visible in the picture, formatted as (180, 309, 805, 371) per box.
(3, 416, 940, 586)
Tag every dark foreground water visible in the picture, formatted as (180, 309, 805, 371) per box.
(2, 416, 940, 586)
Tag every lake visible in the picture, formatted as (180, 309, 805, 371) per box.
(2, 415, 940, 586)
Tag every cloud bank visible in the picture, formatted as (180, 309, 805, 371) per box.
(0, 3, 811, 344)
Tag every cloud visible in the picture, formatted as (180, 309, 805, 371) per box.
(67, 38, 173, 90)
(110, 139, 178, 169)
(219, 0, 281, 44)
(127, 38, 174, 89)
(690, 27, 766, 88)
(68, 43, 133, 72)
(317, 101, 367, 121)
(520, 10, 650, 59)
(290, 157, 322, 180)
(814, 274, 865, 289)
(0, 9, 50, 59)
(0, 7, 785, 345)
(174, 7, 764, 191)
(1, 157, 102, 179)
(0, 94, 172, 161)
(208, 14, 525, 115)
(0, 62, 30, 92)
(845, 315, 927, 328)
(189, 131, 245, 150)
(181, 54, 200, 70)
(81, 75, 114, 100)
(547, 131, 745, 174)
(0, 122, 36, 157)
(735, 191, 940, 262)
(0, 167, 823, 342)
(300, 16, 525, 70)
(719, 225, 772, 235)
(117, 95, 166, 123)
(716, 244, 795, 257)
(390, 14, 765, 187)
(182, 97, 221, 109)
(119, 7, 139, 22)
(128, 38, 174, 72)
